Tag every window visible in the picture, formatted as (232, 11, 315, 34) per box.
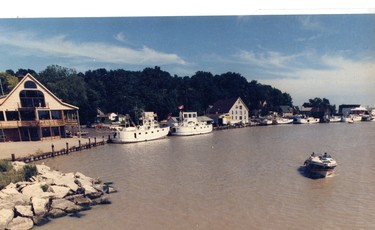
(19, 90, 46, 107)
(51, 110, 62, 120)
(52, 127, 60, 136)
(24, 81, 37, 89)
(38, 110, 50, 120)
(20, 110, 36, 121)
(42, 127, 51, 137)
(0, 111, 4, 121)
(5, 111, 19, 121)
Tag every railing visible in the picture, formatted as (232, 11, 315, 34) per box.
(0, 119, 78, 128)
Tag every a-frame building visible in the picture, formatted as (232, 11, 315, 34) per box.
(0, 73, 80, 142)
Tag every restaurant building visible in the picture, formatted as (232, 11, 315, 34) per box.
(0, 73, 80, 142)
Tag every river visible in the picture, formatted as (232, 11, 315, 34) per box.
(36, 121, 375, 230)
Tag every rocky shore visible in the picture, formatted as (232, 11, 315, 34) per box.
(0, 162, 115, 229)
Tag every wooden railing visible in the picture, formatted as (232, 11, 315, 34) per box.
(0, 119, 78, 128)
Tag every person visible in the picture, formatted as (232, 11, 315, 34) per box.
(311, 152, 315, 156)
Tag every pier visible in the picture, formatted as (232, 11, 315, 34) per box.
(10, 137, 107, 163)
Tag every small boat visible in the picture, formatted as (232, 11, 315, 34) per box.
(293, 116, 320, 124)
(111, 112, 169, 143)
(170, 111, 213, 136)
(328, 116, 342, 123)
(259, 118, 273, 126)
(274, 117, 293, 125)
(303, 152, 337, 178)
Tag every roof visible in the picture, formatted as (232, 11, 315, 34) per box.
(207, 98, 239, 114)
(280, 105, 293, 113)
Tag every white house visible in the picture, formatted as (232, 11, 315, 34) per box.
(207, 97, 249, 126)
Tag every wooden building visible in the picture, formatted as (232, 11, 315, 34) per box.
(0, 73, 80, 142)
(207, 97, 249, 126)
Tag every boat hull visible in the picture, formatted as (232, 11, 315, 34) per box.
(112, 127, 170, 143)
(170, 124, 213, 136)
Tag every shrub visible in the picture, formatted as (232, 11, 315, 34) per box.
(23, 164, 38, 181)
(0, 160, 12, 172)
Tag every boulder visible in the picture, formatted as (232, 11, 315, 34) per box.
(15, 205, 33, 218)
(50, 185, 71, 199)
(48, 208, 67, 218)
(35, 164, 51, 174)
(11, 161, 26, 172)
(0, 208, 14, 229)
(31, 196, 49, 217)
(6, 216, 34, 230)
(21, 183, 44, 197)
(51, 198, 84, 213)
(54, 174, 79, 192)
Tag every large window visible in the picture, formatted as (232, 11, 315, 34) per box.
(19, 90, 46, 108)
(51, 110, 62, 120)
(0, 111, 4, 121)
(6, 111, 19, 121)
(38, 110, 50, 120)
(20, 110, 36, 121)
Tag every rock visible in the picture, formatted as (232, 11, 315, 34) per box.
(0, 209, 14, 229)
(55, 174, 79, 192)
(0, 193, 30, 209)
(92, 196, 111, 205)
(21, 183, 44, 196)
(48, 208, 67, 218)
(15, 205, 33, 218)
(35, 164, 51, 174)
(6, 216, 34, 230)
(31, 196, 49, 217)
(50, 185, 71, 199)
(50, 198, 84, 213)
(11, 161, 26, 171)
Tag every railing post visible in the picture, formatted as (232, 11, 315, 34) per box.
(66, 142, 69, 154)
(94, 137, 97, 146)
(79, 140, 81, 151)
(88, 138, 91, 148)
(11, 153, 15, 162)
(51, 144, 55, 157)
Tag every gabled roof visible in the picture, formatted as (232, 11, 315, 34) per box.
(208, 97, 248, 115)
(0, 73, 78, 110)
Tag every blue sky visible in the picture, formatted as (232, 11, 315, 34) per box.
(0, 14, 374, 106)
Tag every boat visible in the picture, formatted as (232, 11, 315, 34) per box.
(259, 118, 273, 126)
(111, 112, 169, 143)
(169, 111, 213, 136)
(293, 116, 320, 124)
(328, 116, 342, 123)
(303, 152, 337, 178)
(274, 117, 293, 125)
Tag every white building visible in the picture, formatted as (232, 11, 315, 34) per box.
(207, 97, 249, 126)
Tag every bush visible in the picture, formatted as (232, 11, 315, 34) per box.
(0, 160, 12, 172)
(23, 164, 38, 181)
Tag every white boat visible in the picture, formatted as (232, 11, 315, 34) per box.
(274, 117, 293, 125)
(293, 116, 320, 124)
(259, 118, 273, 126)
(303, 152, 337, 178)
(170, 111, 213, 136)
(342, 114, 362, 123)
(329, 116, 342, 122)
(111, 112, 169, 143)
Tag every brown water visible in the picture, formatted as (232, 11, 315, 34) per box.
(37, 122, 375, 230)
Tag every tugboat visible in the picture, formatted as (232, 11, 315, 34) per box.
(303, 152, 337, 178)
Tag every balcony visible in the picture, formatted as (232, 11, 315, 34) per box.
(0, 119, 78, 128)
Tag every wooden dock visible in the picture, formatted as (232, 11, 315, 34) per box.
(11, 137, 107, 163)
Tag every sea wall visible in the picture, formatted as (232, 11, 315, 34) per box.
(0, 162, 115, 229)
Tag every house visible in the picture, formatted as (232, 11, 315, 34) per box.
(207, 97, 249, 126)
(279, 105, 294, 117)
(0, 73, 80, 142)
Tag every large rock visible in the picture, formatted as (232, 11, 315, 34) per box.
(0, 208, 14, 229)
(11, 161, 26, 171)
(0, 193, 30, 209)
(6, 216, 33, 230)
(31, 196, 49, 217)
(15, 205, 33, 218)
(50, 185, 71, 198)
(54, 174, 79, 192)
(50, 198, 84, 213)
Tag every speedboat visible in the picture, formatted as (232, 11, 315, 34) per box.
(111, 112, 169, 143)
(303, 152, 337, 178)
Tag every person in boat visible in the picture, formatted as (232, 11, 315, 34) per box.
(311, 152, 315, 157)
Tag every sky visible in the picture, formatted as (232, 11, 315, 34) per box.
(0, 4, 374, 106)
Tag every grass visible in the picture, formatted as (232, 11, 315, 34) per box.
(0, 160, 38, 190)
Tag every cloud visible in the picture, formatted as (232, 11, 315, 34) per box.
(298, 16, 325, 31)
(0, 28, 186, 66)
(114, 32, 126, 42)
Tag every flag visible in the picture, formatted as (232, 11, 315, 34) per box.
(178, 105, 184, 110)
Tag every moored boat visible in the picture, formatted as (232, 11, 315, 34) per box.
(111, 112, 169, 143)
(274, 117, 293, 125)
(169, 111, 213, 136)
(303, 152, 337, 178)
(293, 116, 320, 124)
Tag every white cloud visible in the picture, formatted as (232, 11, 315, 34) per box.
(0, 28, 186, 66)
(114, 32, 126, 42)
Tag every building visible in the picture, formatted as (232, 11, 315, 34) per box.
(207, 97, 249, 126)
(0, 73, 80, 142)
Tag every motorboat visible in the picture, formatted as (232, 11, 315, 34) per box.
(293, 116, 320, 124)
(259, 118, 273, 126)
(303, 152, 337, 178)
(274, 117, 293, 125)
(111, 112, 169, 143)
(328, 116, 342, 122)
(169, 111, 213, 136)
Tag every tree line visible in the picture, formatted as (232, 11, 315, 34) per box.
(1, 65, 296, 124)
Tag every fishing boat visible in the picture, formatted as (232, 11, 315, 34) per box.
(169, 111, 213, 136)
(293, 116, 320, 124)
(274, 117, 293, 125)
(303, 152, 337, 178)
(111, 112, 169, 143)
